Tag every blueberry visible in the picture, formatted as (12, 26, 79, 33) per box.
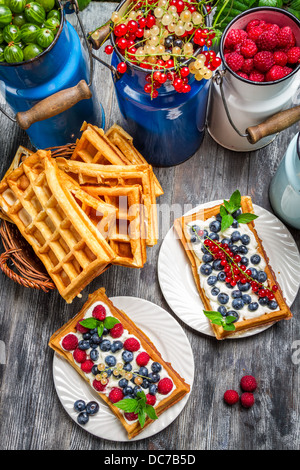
(259, 297, 269, 306)
(216, 213, 222, 222)
(91, 333, 102, 345)
(247, 267, 258, 280)
(226, 310, 239, 322)
(89, 340, 98, 349)
(102, 327, 109, 336)
(92, 365, 98, 375)
(218, 293, 229, 304)
(208, 232, 219, 241)
(237, 281, 251, 292)
(242, 294, 251, 305)
(139, 367, 148, 377)
(111, 340, 123, 353)
(211, 287, 220, 296)
(229, 245, 239, 255)
(200, 264, 213, 276)
(190, 235, 200, 244)
(231, 231, 241, 243)
(203, 253, 214, 263)
(268, 300, 278, 310)
(78, 340, 90, 350)
(123, 363, 132, 372)
(225, 282, 234, 289)
(231, 290, 242, 298)
(100, 339, 111, 351)
(74, 399, 86, 412)
(207, 275, 217, 286)
(119, 378, 128, 388)
(190, 224, 200, 236)
(209, 220, 221, 233)
(151, 362, 162, 373)
(105, 355, 117, 367)
(148, 373, 160, 383)
(104, 366, 113, 377)
(149, 384, 158, 395)
(86, 401, 99, 415)
(218, 305, 227, 316)
(77, 412, 89, 425)
(212, 259, 223, 271)
(231, 219, 239, 228)
(90, 349, 99, 361)
(241, 256, 249, 267)
(201, 245, 209, 255)
(122, 350, 134, 362)
(248, 302, 259, 311)
(241, 234, 250, 245)
(141, 379, 149, 389)
(124, 386, 134, 395)
(82, 332, 91, 340)
(250, 254, 261, 265)
(221, 238, 231, 245)
(238, 245, 248, 255)
(217, 272, 227, 282)
(232, 298, 244, 310)
(257, 271, 267, 283)
(133, 386, 143, 396)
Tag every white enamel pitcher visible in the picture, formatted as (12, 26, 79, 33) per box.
(207, 7, 300, 152)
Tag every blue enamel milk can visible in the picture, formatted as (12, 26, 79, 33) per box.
(269, 132, 300, 230)
(91, 0, 211, 167)
(0, 0, 103, 149)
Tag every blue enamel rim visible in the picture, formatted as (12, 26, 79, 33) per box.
(220, 6, 300, 86)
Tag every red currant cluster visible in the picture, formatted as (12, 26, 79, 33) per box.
(102, 0, 221, 98)
(203, 237, 278, 298)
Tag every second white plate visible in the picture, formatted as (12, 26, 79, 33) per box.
(158, 201, 300, 338)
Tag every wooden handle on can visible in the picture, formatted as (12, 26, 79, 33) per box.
(246, 105, 300, 144)
(88, 24, 111, 50)
(16, 80, 92, 130)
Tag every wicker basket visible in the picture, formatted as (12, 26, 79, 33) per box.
(0, 143, 76, 292)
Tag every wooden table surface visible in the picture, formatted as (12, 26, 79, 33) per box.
(0, 2, 299, 451)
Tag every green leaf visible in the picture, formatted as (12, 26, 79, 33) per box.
(114, 398, 139, 413)
(145, 404, 158, 421)
(138, 408, 146, 428)
(288, 7, 300, 19)
(219, 205, 228, 217)
(213, 0, 257, 31)
(259, 0, 279, 6)
(223, 323, 236, 331)
(221, 213, 234, 232)
(103, 316, 120, 329)
(223, 199, 235, 213)
(97, 323, 104, 338)
(79, 317, 101, 329)
(229, 190, 241, 210)
(225, 315, 238, 324)
(203, 310, 223, 322)
(236, 213, 258, 224)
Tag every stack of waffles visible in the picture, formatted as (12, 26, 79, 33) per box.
(0, 124, 163, 303)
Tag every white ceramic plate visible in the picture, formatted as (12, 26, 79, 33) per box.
(52, 296, 194, 441)
(158, 201, 300, 338)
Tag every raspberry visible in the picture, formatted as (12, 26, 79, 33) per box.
(241, 392, 255, 408)
(246, 19, 260, 32)
(73, 347, 87, 363)
(81, 359, 94, 373)
(256, 30, 278, 51)
(62, 334, 78, 351)
(265, 65, 286, 82)
(240, 375, 257, 392)
(277, 26, 293, 48)
(75, 319, 89, 334)
(247, 26, 264, 42)
(253, 51, 274, 72)
(109, 387, 124, 403)
(287, 46, 300, 64)
(146, 394, 156, 406)
(93, 378, 107, 392)
(249, 70, 265, 82)
(124, 412, 138, 421)
(267, 23, 280, 35)
(224, 29, 244, 49)
(241, 58, 254, 74)
(157, 378, 173, 395)
(92, 304, 106, 321)
(273, 50, 288, 66)
(110, 322, 124, 338)
(240, 39, 258, 58)
(282, 66, 293, 77)
(223, 390, 239, 405)
(237, 72, 249, 80)
(225, 52, 244, 72)
(123, 337, 140, 352)
(136, 352, 150, 366)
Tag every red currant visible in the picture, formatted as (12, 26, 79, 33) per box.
(144, 83, 152, 93)
(146, 14, 156, 28)
(114, 24, 127, 37)
(104, 45, 113, 55)
(139, 17, 147, 28)
(180, 66, 189, 77)
(117, 62, 127, 74)
(127, 20, 138, 33)
(151, 89, 159, 98)
(116, 38, 128, 50)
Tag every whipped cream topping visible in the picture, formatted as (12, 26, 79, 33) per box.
(187, 214, 279, 322)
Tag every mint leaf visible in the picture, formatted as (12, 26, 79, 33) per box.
(203, 310, 236, 332)
(219, 205, 228, 217)
(225, 315, 238, 324)
(145, 404, 158, 421)
(138, 408, 146, 428)
(221, 213, 234, 232)
(223, 323, 236, 331)
(213, 0, 257, 31)
(203, 310, 223, 322)
(114, 398, 138, 413)
(223, 199, 235, 214)
(229, 190, 241, 210)
(97, 323, 104, 338)
(79, 317, 101, 329)
(236, 213, 258, 224)
(103, 316, 120, 329)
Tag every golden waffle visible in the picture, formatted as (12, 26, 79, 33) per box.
(49, 287, 190, 440)
(83, 184, 147, 268)
(105, 124, 164, 198)
(56, 158, 158, 246)
(0, 150, 116, 303)
(174, 196, 292, 340)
